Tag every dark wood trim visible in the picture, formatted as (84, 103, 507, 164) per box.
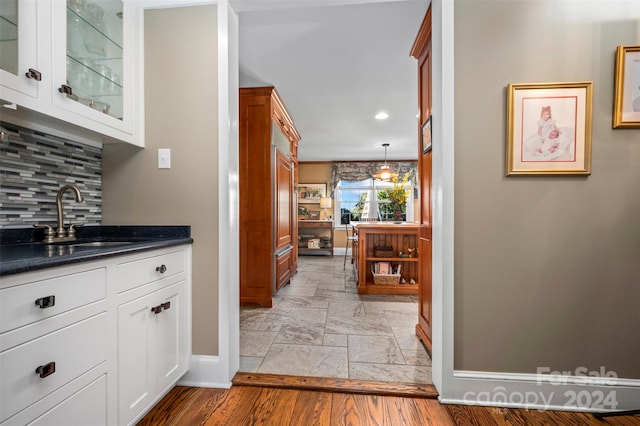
(232, 373, 439, 399)
(410, 5, 432, 59)
(416, 323, 432, 356)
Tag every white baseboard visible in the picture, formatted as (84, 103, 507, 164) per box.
(177, 355, 232, 389)
(442, 370, 640, 413)
(177, 358, 640, 413)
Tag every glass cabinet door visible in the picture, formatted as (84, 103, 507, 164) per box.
(0, 0, 18, 75)
(0, 0, 38, 98)
(63, 0, 124, 120)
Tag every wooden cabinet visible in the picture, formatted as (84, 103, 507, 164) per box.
(239, 87, 301, 307)
(352, 223, 419, 295)
(275, 149, 293, 251)
(298, 220, 334, 257)
(0, 0, 143, 146)
(411, 5, 433, 354)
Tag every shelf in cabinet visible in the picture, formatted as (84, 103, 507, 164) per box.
(67, 6, 123, 52)
(299, 247, 333, 256)
(366, 257, 418, 262)
(67, 59, 123, 92)
(360, 283, 418, 295)
(0, 14, 17, 42)
(0, 14, 17, 26)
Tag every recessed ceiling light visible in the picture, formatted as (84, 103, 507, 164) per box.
(375, 112, 389, 120)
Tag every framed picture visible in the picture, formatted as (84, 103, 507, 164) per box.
(308, 210, 320, 220)
(613, 45, 640, 128)
(298, 183, 326, 203)
(506, 81, 593, 176)
(422, 116, 432, 153)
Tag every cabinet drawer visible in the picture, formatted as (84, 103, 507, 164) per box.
(0, 268, 106, 334)
(276, 250, 292, 291)
(117, 250, 185, 293)
(0, 314, 107, 423)
(17, 375, 107, 426)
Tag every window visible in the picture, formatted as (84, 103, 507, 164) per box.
(335, 178, 414, 224)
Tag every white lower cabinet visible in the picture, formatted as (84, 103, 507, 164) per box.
(29, 375, 107, 426)
(0, 314, 107, 423)
(0, 245, 192, 426)
(118, 280, 188, 426)
(117, 292, 157, 425)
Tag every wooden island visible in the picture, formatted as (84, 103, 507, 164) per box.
(352, 222, 420, 295)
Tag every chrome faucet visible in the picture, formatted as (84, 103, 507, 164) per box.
(55, 184, 84, 239)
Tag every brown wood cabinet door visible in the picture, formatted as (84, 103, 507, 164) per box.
(412, 6, 433, 354)
(417, 235, 432, 353)
(276, 249, 292, 290)
(239, 89, 274, 307)
(275, 149, 292, 251)
(291, 159, 299, 273)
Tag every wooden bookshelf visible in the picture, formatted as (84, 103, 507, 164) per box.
(298, 220, 334, 257)
(352, 222, 419, 295)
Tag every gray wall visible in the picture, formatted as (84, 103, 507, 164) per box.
(454, 1, 640, 377)
(102, 5, 219, 355)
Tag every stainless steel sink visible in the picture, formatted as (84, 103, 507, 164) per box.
(69, 241, 135, 247)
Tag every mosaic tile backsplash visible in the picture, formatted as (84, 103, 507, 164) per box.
(0, 122, 102, 229)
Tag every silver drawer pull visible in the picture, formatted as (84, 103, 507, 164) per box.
(156, 264, 167, 273)
(35, 295, 56, 309)
(36, 362, 56, 378)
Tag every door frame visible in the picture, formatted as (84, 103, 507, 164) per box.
(182, 0, 456, 399)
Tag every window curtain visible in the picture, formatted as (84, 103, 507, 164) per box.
(329, 161, 418, 197)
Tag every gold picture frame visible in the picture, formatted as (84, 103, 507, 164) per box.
(506, 81, 593, 176)
(613, 45, 640, 128)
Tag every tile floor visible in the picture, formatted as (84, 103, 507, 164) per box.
(239, 254, 432, 384)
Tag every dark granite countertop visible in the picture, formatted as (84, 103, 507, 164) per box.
(0, 226, 193, 276)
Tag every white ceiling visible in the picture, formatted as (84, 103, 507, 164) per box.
(235, 0, 429, 162)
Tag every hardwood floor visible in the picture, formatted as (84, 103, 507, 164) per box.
(138, 379, 640, 425)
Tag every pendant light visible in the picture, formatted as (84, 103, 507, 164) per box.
(373, 143, 398, 181)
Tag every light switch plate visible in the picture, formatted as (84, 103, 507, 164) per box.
(158, 149, 171, 169)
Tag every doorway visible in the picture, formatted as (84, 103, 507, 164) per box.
(230, 0, 431, 392)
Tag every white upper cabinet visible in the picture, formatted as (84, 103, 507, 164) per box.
(0, 0, 39, 99)
(0, 0, 143, 147)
